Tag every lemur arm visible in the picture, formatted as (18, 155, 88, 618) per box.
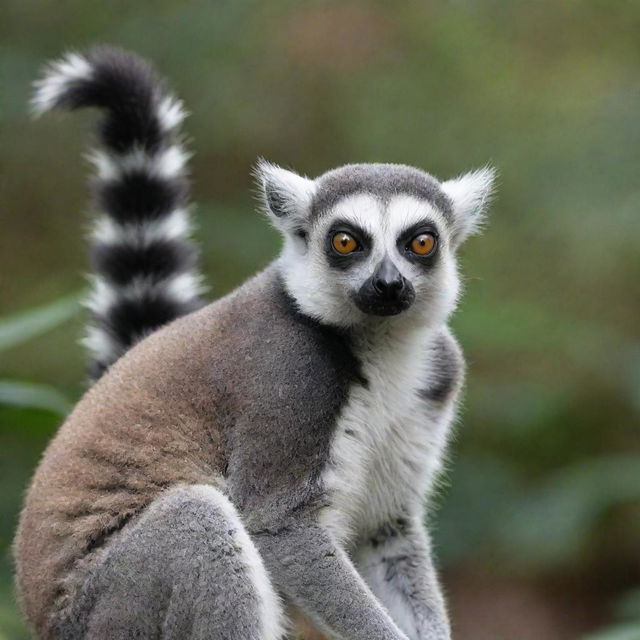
(353, 516, 450, 640)
(254, 520, 410, 640)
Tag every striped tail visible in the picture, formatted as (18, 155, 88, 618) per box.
(32, 46, 206, 380)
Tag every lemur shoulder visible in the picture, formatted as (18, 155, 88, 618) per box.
(14, 47, 494, 640)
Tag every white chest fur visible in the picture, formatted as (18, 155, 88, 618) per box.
(319, 324, 459, 545)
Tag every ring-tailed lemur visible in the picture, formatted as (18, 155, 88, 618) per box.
(15, 47, 494, 640)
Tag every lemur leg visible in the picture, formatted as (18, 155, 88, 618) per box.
(353, 516, 451, 640)
(254, 521, 409, 640)
(58, 485, 284, 640)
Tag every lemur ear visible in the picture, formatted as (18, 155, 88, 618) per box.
(254, 159, 316, 235)
(441, 166, 496, 247)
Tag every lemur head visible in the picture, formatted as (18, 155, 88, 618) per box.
(256, 162, 494, 328)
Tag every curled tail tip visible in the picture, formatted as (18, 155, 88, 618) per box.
(30, 46, 188, 133)
(31, 51, 92, 117)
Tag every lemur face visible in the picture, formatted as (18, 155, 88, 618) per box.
(317, 193, 447, 318)
(257, 162, 494, 327)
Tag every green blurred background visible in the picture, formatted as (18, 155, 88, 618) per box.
(1, 1, 639, 638)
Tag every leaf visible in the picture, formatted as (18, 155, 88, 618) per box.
(0, 381, 71, 416)
(0, 293, 81, 353)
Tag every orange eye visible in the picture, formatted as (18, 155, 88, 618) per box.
(409, 233, 436, 256)
(332, 232, 359, 255)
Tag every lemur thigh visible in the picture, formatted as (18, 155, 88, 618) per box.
(354, 517, 450, 640)
(59, 485, 283, 640)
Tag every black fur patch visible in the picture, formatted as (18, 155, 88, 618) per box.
(91, 239, 197, 286)
(420, 332, 464, 402)
(324, 220, 372, 271)
(265, 186, 289, 218)
(100, 293, 201, 348)
(396, 221, 440, 271)
(96, 172, 188, 224)
(368, 516, 410, 548)
(276, 279, 368, 389)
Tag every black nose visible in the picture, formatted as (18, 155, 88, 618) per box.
(372, 259, 405, 298)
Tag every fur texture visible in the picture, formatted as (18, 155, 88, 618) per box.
(354, 517, 449, 640)
(33, 47, 205, 379)
(16, 46, 496, 640)
(57, 485, 284, 640)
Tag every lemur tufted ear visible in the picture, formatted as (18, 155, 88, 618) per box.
(254, 159, 316, 235)
(441, 166, 496, 247)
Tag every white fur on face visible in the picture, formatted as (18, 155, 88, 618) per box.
(279, 194, 461, 329)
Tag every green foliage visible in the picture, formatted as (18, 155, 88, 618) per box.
(0, 296, 79, 639)
(0, 294, 76, 420)
(0, 294, 80, 352)
(0, 381, 71, 416)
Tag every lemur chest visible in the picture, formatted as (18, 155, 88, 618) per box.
(319, 338, 451, 544)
